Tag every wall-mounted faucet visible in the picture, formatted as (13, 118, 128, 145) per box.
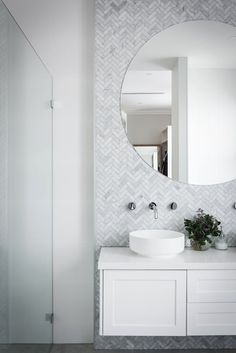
(149, 202, 158, 219)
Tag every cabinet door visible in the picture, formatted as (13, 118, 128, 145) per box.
(188, 303, 236, 336)
(187, 270, 236, 336)
(102, 270, 186, 336)
(188, 270, 236, 303)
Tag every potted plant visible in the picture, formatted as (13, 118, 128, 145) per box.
(184, 209, 222, 251)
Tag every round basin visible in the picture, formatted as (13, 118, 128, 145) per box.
(129, 229, 185, 257)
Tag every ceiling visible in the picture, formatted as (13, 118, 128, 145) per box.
(121, 70, 171, 115)
(121, 21, 236, 115)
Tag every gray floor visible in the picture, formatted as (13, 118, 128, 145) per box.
(0, 345, 51, 353)
(0, 345, 236, 353)
(51, 346, 236, 353)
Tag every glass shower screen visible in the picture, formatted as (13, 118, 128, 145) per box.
(0, 0, 53, 349)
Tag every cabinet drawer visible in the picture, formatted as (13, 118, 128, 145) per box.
(102, 270, 186, 336)
(187, 303, 236, 336)
(188, 270, 236, 303)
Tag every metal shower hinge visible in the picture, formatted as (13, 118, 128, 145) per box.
(50, 99, 54, 109)
(45, 313, 54, 324)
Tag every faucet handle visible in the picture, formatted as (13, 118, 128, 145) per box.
(170, 202, 177, 210)
(149, 202, 157, 210)
(128, 202, 136, 210)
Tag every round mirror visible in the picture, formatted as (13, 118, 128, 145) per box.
(121, 21, 236, 185)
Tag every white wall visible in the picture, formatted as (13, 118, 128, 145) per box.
(0, 3, 9, 343)
(172, 58, 188, 183)
(127, 114, 171, 145)
(3, 0, 94, 343)
(188, 68, 236, 185)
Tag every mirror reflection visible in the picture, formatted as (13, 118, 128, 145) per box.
(121, 21, 236, 185)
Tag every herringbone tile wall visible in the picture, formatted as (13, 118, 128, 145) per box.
(95, 0, 236, 349)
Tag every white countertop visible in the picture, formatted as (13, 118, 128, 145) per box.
(98, 246, 236, 270)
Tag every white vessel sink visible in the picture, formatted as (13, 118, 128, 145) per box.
(129, 229, 185, 257)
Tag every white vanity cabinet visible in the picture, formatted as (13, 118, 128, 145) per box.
(98, 247, 236, 337)
(100, 270, 186, 336)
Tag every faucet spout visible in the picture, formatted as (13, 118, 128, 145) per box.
(149, 202, 158, 219)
